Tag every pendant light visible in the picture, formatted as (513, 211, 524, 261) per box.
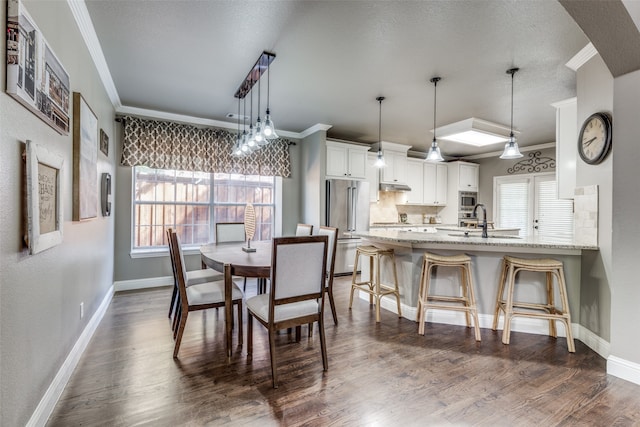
(500, 67, 523, 159)
(374, 96, 386, 168)
(254, 73, 266, 146)
(426, 77, 444, 162)
(262, 61, 278, 140)
(233, 96, 243, 156)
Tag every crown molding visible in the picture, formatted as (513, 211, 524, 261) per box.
(551, 97, 577, 109)
(67, 0, 121, 108)
(299, 123, 332, 139)
(565, 43, 598, 71)
(459, 142, 556, 160)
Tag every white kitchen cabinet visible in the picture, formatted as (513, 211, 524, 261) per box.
(381, 151, 408, 184)
(326, 140, 369, 180)
(405, 159, 424, 203)
(366, 152, 380, 202)
(458, 162, 479, 191)
(423, 163, 448, 205)
(552, 97, 577, 199)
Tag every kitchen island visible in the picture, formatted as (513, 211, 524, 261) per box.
(351, 229, 598, 338)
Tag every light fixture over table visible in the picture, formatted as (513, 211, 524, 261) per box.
(500, 67, 524, 159)
(374, 96, 386, 168)
(426, 77, 444, 162)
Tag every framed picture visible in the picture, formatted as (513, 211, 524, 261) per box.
(25, 140, 63, 254)
(99, 128, 109, 156)
(72, 92, 98, 221)
(6, 0, 70, 135)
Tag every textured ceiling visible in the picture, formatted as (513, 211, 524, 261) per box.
(85, 0, 589, 157)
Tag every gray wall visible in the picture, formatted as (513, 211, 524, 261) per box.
(0, 1, 116, 425)
(611, 69, 640, 364)
(475, 147, 557, 220)
(575, 54, 613, 342)
(113, 131, 302, 282)
(301, 130, 327, 227)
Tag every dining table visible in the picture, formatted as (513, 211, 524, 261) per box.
(200, 240, 272, 357)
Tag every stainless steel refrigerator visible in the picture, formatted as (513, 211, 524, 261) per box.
(325, 179, 370, 274)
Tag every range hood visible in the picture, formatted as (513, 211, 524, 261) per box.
(379, 182, 412, 192)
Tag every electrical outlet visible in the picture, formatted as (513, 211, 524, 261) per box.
(80, 302, 84, 319)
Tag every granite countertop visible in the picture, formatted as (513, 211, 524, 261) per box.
(370, 223, 521, 233)
(354, 229, 599, 251)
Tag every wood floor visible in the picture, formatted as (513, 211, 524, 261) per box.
(47, 276, 640, 426)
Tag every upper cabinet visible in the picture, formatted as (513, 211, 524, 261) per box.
(457, 162, 479, 191)
(375, 141, 411, 184)
(552, 98, 577, 199)
(326, 140, 369, 180)
(423, 163, 448, 205)
(405, 159, 425, 203)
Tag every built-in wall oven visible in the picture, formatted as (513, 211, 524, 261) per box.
(458, 191, 478, 226)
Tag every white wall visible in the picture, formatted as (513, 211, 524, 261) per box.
(0, 1, 116, 425)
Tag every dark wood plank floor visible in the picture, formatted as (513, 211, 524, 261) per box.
(47, 276, 640, 426)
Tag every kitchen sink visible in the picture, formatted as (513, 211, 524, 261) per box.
(448, 233, 522, 239)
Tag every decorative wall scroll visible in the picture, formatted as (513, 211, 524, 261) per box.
(507, 151, 556, 174)
(6, 0, 70, 134)
(72, 92, 98, 220)
(25, 140, 64, 254)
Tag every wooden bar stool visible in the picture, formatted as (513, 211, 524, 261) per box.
(417, 252, 481, 341)
(492, 255, 575, 353)
(349, 245, 402, 322)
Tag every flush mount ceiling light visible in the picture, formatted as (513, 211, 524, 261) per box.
(500, 67, 524, 160)
(426, 77, 444, 162)
(374, 96, 386, 168)
(435, 118, 515, 147)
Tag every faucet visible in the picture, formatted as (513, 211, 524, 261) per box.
(472, 203, 488, 238)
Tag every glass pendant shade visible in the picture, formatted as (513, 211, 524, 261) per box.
(263, 110, 278, 139)
(374, 96, 386, 168)
(426, 139, 444, 162)
(254, 118, 266, 145)
(374, 149, 386, 167)
(499, 136, 523, 159)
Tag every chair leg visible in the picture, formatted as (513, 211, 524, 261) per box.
(295, 326, 302, 342)
(461, 266, 471, 327)
(319, 316, 328, 372)
(546, 271, 557, 338)
(465, 262, 481, 342)
(502, 265, 516, 345)
(328, 288, 338, 325)
(173, 311, 188, 358)
(308, 322, 313, 337)
(243, 277, 247, 292)
(349, 251, 360, 309)
(268, 329, 279, 388)
(557, 266, 575, 353)
(237, 300, 243, 347)
(247, 312, 253, 358)
(390, 253, 402, 317)
(492, 258, 508, 330)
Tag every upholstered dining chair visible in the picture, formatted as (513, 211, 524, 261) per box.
(215, 222, 249, 291)
(169, 230, 244, 358)
(295, 223, 314, 236)
(246, 235, 328, 388)
(166, 228, 223, 323)
(318, 226, 339, 325)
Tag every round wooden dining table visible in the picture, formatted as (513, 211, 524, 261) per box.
(200, 240, 272, 357)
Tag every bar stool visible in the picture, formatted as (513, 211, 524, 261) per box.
(492, 255, 575, 353)
(417, 252, 481, 341)
(349, 245, 402, 322)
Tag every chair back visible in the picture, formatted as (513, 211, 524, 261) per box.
(270, 236, 327, 302)
(168, 230, 189, 310)
(216, 222, 245, 243)
(318, 226, 338, 284)
(166, 227, 178, 278)
(295, 223, 314, 236)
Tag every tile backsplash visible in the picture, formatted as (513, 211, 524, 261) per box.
(574, 185, 598, 246)
(370, 191, 440, 224)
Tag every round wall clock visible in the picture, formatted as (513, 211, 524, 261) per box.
(578, 112, 612, 165)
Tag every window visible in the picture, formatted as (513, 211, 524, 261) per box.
(494, 173, 573, 237)
(133, 167, 276, 250)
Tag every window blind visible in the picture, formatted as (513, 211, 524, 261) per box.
(535, 179, 574, 238)
(496, 178, 531, 236)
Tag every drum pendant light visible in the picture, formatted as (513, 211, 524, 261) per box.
(500, 67, 523, 159)
(426, 77, 444, 162)
(374, 96, 386, 168)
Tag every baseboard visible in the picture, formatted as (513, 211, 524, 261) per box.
(26, 285, 114, 427)
(114, 276, 172, 292)
(607, 356, 640, 386)
(370, 293, 611, 359)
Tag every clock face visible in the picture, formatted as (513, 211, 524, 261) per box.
(578, 113, 612, 165)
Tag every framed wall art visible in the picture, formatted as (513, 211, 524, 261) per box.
(25, 140, 64, 254)
(99, 128, 109, 156)
(6, 0, 70, 135)
(72, 92, 98, 221)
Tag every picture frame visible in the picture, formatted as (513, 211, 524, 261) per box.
(72, 92, 98, 221)
(99, 128, 109, 156)
(6, 0, 70, 135)
(25, 140, 63, 254)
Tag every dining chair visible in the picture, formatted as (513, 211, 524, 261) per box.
(215, 222, 249, 292)
(246, 235, 328, 388)
(169, 230, 244, 358)
(295, 223, 314, 236)
(166, 228, 223, 322)
(318, 226, 339, 325)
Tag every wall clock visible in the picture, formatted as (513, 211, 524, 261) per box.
(578, 112, 612, 165)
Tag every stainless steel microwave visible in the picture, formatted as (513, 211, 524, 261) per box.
(459, 191, 477, 209)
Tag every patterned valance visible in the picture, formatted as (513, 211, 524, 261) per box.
(119, 115, 291, 177)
